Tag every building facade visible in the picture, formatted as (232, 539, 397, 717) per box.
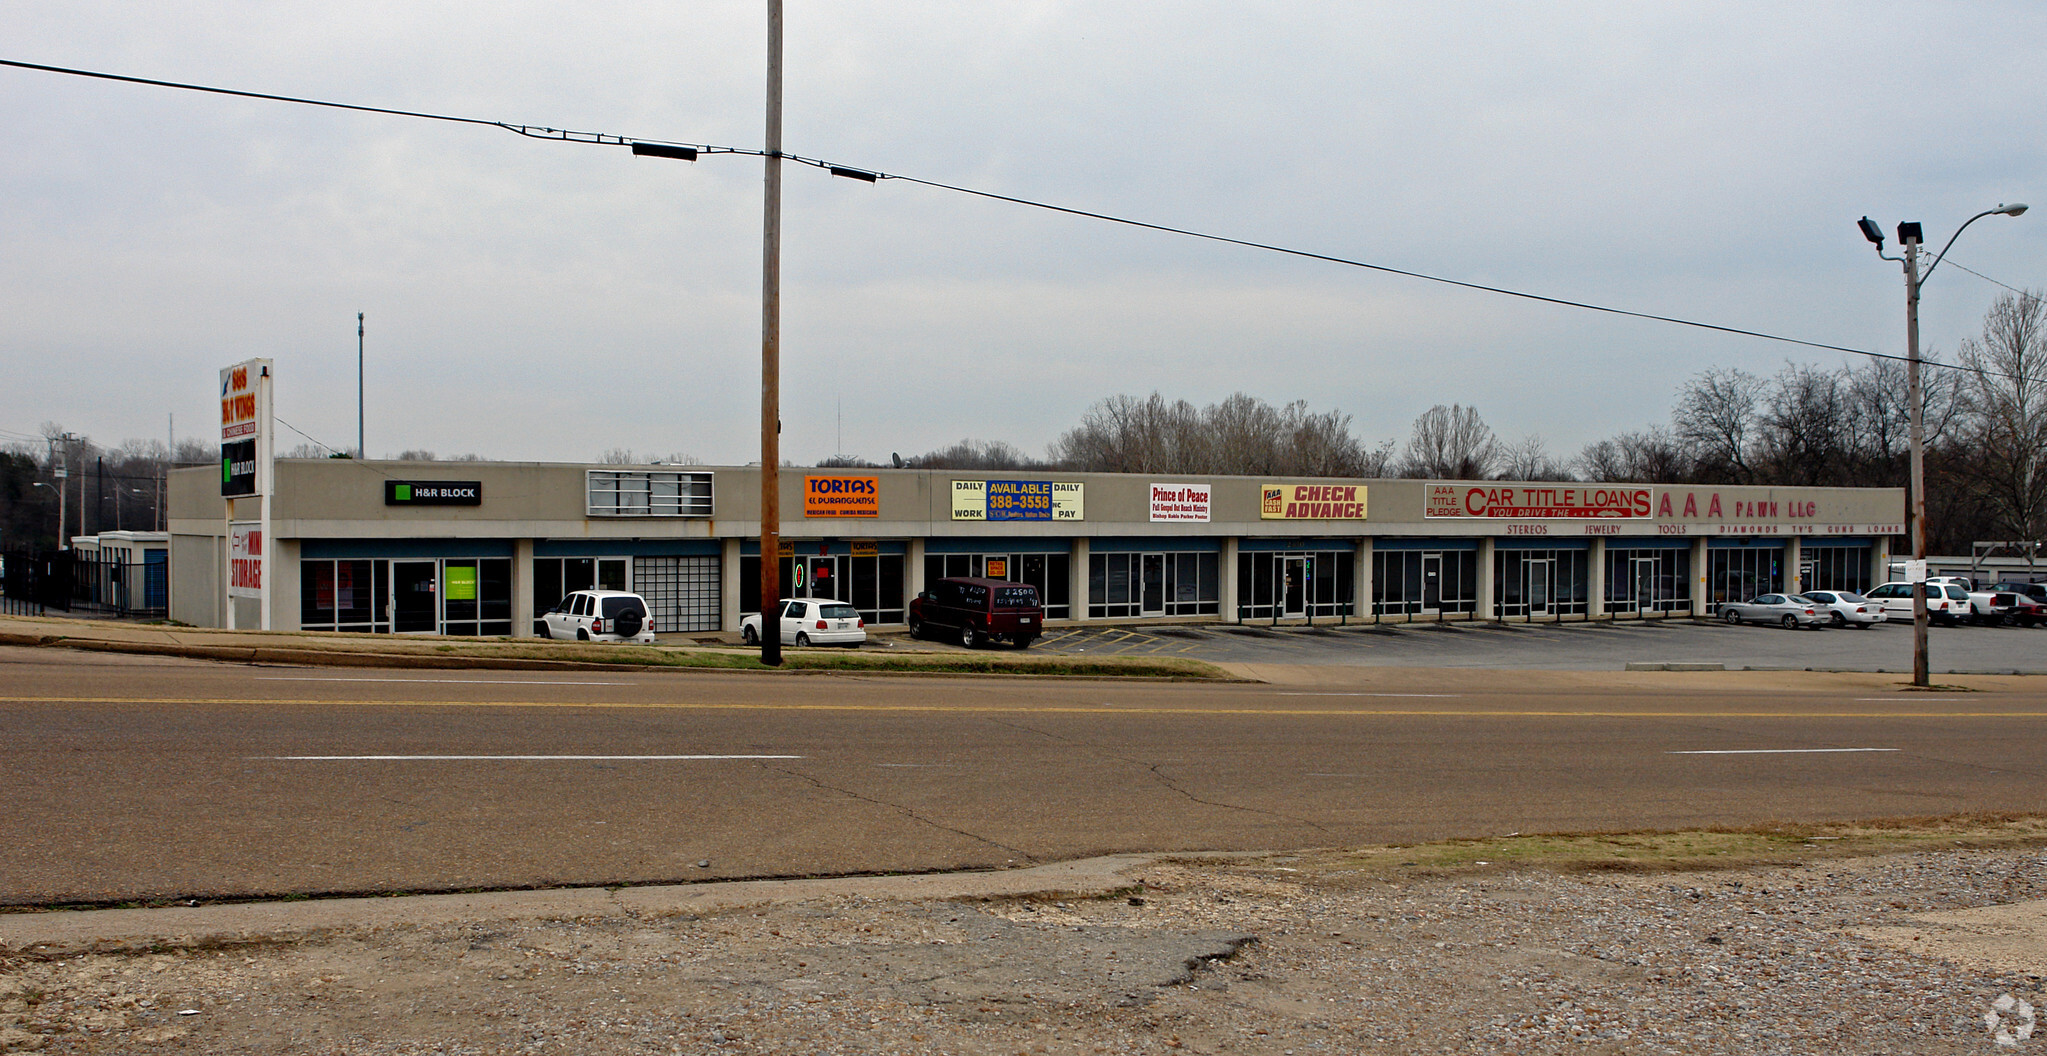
(168, 461, 1905, 636)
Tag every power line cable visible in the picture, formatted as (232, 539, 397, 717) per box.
(0, 56, 2026, 383)
(1940, 258, 2034, 297)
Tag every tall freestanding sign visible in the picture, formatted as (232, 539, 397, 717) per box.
(220, 359, 274, 630)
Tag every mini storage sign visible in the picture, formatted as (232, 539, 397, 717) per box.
(385, 480, 483, 506)
(951, 479, 1085, 521)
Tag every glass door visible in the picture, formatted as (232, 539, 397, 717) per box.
(1282, 556, 1307, 617)
(1140, 554, 1166, 616)
(1633, 556, 1658, 612)
(1527, 558, 1554, 617)
(392, 560, 438, 633)
(1420, 553, 1443, 615)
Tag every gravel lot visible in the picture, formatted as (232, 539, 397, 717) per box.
(4, 846, 2044, 1055)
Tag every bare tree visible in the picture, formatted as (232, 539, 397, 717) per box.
(1756, 363, 1851, 485)
(907, 439, 1045, 471)
(1397, 404, 1500, 480)
(1051, 392, 1392, 477)
(1672, 368, 1764, 483)
(1495, 433, 1571, 481)
(1957, 290, 2047, 543)
(1573, 427, 1690, 483)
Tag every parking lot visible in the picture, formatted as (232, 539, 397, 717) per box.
(880, 616, 2047, 673)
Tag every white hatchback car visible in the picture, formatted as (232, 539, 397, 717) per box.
(539, 589, 656, 643)
(741, 598, 867, 647)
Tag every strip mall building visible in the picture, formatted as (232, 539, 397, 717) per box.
(167, 460, 1905, 637)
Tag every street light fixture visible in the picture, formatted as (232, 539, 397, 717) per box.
(1859, 203, 2027, 687)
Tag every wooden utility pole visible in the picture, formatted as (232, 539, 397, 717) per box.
(758, 0, 784, 665)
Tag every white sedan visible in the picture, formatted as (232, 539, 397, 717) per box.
(740, 598, 867, 647)
(1797, 590, 1886, 628)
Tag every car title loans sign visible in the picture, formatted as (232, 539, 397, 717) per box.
(1261, 483, 1367, 520)
(1425, 484, 1652, 519)
(804, 475, 880, 518)
(1149, 482, 1211, 522)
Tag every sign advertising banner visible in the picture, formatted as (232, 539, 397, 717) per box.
(1150, 482, 1211, 523)
(219, 361, 263, 441)
(804, 475, 880, 518)
(950, 480, 1086, 521)
(221, 439, 257, 497)
(1425, 483, 1652, 519)
(1260, 483, 1367, 520)
(228, 522, 264, 598)
(385, 480, 483, 506)
(444, 565, 478, 602)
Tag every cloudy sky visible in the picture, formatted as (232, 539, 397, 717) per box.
(2, 2, 2040, 467)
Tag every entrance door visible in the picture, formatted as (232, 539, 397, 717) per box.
(1527, 558, 1554, 617)
(1140, 554, 1166, 616)
(1282, 556, 1307, 617)
(392, 561, 438, 633)
(1420, 553, 1443, 614)
(1633, 556, 1659, 613)
(783, 556, 842, 600)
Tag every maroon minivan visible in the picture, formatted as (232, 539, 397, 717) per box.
(909, 577, 1043, 648)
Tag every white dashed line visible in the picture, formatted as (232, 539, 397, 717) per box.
(1276, 692, 1465, 698)
(1665, 748, 1900, 755)
(262, 754, 802, 761)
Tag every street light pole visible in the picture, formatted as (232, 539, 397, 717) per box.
(1859, 203, 2026, 689)
(1900, 228, 1928, 686)
(758, 0, 785, 666)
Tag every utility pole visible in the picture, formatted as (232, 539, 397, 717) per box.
(758, 0, 784, 666)
(358, 312, 365, 458)
(47, 433, 79, 551)
(1901, 227, 1930, 687)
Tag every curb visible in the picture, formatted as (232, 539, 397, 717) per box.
(0, 855, 1157, 955)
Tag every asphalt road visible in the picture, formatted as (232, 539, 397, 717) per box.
(3, 645, 2045, 904)
(997, 616, 2047, 672)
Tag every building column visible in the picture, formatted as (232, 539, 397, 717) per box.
(1588, 537, 1607, 620)
(1069, 537, 1088, 622)
(1691, 536, 1711, 616)
(511, 538, 536, 637)
(271, 538, 301, 632)
(1220, 537, 1239, 624)
(1476, 537, 1496, 622)
(721, 537, 743, 632)
(1875, 535, 1892, 587)
(1786, 535, 1804, 594)
(1354, 537, 1372, 621)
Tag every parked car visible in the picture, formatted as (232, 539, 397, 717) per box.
(1797, 590, 1885, 629)
(1999, 592, 2047, 627)
(740, 597, 866, 647)
(1719, 594, 1824, 628)
(539, 589, 655, 643)
(909, 577, 1044, 648)
(1990, 581, 2046, 604)
(1863, 581, 1971, 626)
(1926, 576, 2003, 623)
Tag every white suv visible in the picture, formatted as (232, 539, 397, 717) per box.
(540, 589, 655, 643)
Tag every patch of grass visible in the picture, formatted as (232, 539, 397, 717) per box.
(1208, 813, 2047, 879)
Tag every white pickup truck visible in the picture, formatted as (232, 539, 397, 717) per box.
(1926, 576, 2008, 624)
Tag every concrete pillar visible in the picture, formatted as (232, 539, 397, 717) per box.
(272, 538, 301, 631)
(1691, 536, 1711, 616)
(721, 537, 743, 631)
(1354, 537, 1372, 621)
(511, 538, 535, 637)
(1220, 536, 1239, 623)
(908, 537, 927, 605)
(1588, 537, 1606, 620)
(1069, 537, 1088, 622)
(1786, 535, 1804, 594)
(1476, 538, 1496, 621)
(1875, 536, 1892, 588)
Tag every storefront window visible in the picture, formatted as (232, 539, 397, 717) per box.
(1233, 551, 1349, 620)
(1604, 547, 1691, 614)
(1708, 546, 1781, 605)
(928, 552, 1071, 619)
(1372, 549, 1479, 617)
(1802, 544, 1871, 594)
(1494, 549, 1590, 619)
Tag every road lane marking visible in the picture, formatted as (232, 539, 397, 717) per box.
(1665, 748, 1901, 755)
(255, 677, 637, 686)
(261, 754, 803, 761)
(8, 698, 2045, 719)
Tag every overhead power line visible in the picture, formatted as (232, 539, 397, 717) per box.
(0, 56, 2026, 383)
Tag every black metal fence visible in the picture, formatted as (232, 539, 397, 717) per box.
(0, 550, 167, 619)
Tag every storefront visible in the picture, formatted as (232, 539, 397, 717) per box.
(169, 460, 1904, 636)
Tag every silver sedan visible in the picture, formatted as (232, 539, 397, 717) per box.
(1719, 594, 1825, 629)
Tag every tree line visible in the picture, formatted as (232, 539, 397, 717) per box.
(892, 291, 2044, 554)
(6, 293, 2039, 556)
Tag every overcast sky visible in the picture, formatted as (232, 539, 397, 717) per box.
(2, 2, 2040, 467)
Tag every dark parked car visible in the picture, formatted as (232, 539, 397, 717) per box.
(909, 577, 1043, 648)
